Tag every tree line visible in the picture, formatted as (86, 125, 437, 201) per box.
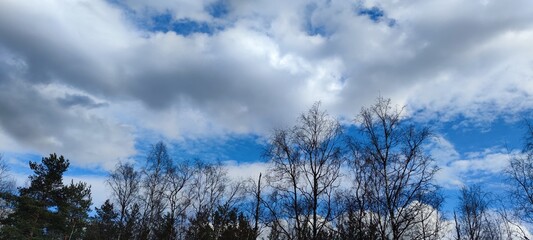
(1, 97, 533, 239)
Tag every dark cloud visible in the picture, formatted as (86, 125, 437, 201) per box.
(57, 94, 108, 109)
(0, 78, 135, 169)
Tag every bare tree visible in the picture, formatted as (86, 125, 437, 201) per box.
(263, 128, 305, 240)
(189, 161, 230, 216)
(107, 161, 141, 239)
(264, 102, 343, 240)
(243, 172, 265, 239)
(349, 97, 440, 240)
(336, 190, 379, 240)
(141, 141, 173, 239)
(185, 160, 247, 239)
(454, 185, 500, 240)
(165, 160, 194, 239)
(403, 200, 446, 240)
(0, 154, 16, 222)
(507, 121, 533, 224)
(253, 173, 263, 239)
(0, 154, 15, 194)
(493, 203, 531, 240)
(338, 144, 381, 240)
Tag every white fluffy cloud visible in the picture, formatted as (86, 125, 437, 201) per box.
(0, 0, 532, 170)
(429, 135, 519, 188)
(223, 160, 269, 181)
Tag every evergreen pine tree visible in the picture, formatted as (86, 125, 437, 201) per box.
(0, 153, 92, 239)
(86, 199, 119, 240)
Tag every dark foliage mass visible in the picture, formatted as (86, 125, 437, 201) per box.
(0, 97, 532, 239)
(0, 154, 91, 239)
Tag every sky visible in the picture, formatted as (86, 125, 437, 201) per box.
(1, 0, 533, 211)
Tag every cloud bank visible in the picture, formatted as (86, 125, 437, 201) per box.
(0, 0, 532, 169)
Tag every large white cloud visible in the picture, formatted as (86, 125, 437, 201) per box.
(0, 0, 532, 170)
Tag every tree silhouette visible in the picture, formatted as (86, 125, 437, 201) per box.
(86, 199, 120, 240)
(264, 102, 343, 240)
(0, 153, 92, 239)
(348, 97, 441, 240)
(508, 121, 533, 224)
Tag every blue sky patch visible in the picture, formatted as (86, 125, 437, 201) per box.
(169, 134, 266, 164)
(171, 19, 213, 36)
(106, 1, 218, 36)
(304, 3, 329, 37)
(148, 13, 214, 36)
(306, 24, 328, 37)
(357, 5, 396, 27)
(358, 6, 385, 22)
(437, 117, 527, 153)
(206, 0, 229, 19)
